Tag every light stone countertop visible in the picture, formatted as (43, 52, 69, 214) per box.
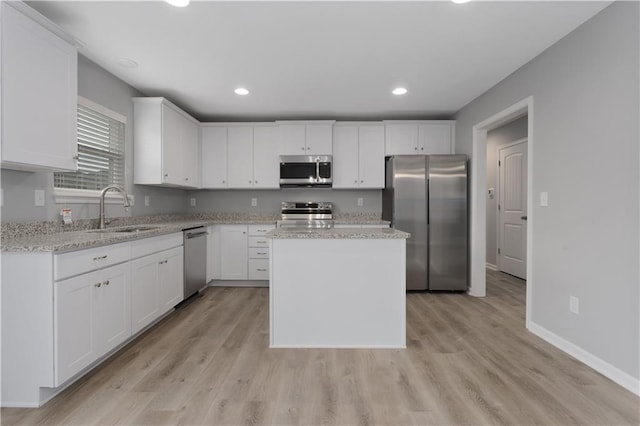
(266, 227, 409, 239)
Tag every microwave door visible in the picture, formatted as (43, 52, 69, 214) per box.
(280, 162, 317, 185)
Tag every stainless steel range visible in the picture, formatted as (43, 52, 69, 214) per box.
(276, 202, 334, 229)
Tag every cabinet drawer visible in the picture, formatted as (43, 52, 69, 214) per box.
(248, 236, 269, 247)
(248, 224, 275, 236)
(248, 259, 269, 280)
(249, 247, 269, 259)
(55, 242, 131, 280)
(130, 233, 183, 259)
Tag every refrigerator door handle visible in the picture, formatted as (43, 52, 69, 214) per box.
(426, 178, 430, 225)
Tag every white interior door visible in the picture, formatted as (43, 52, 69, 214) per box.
(498, 139, 528, 279)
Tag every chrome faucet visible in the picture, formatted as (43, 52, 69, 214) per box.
(99, 185, 131, 229)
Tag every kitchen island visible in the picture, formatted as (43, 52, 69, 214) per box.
(267, 227, 410, 348)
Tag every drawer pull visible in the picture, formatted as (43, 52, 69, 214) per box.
(257, 252, 267, 255)
(94, 282, 101, 288)
(257, 240, 267, 244)
(158, 260, 168, 265)
(257, 268, 267, 272)
(103, 280, 110, 286)
(93, 255, 108, 261)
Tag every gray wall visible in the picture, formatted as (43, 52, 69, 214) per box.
(455, 2, 638, 380)
(1, 55, 188, 223)
(187, 188, 381, 215)
(486, 116, 528, 266)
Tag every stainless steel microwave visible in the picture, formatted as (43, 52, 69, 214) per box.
(279, 155, 332, 188)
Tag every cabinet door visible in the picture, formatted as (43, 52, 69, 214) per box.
(332, 126, 359, 189)
(97, 263, 131, 356)
(159, 246, 184, 311)
(207, 225, 221, 281)
(419, 123, 452, 154)
(253, 126, 280, 188)
(1, 4, 77, 172)
(130, 254, 161, 335)
(201, 127, 228, 188)
(161, 105, 185, 185)
(220, 225, 248, 280)
(182, 118, 200, 187)
(385, 124, 418, 155)
(54, 272, 99, 385)
(279, 124, 306, 155)
(227, 127, 254, 188)
(358, 125, 385, 188)
(306, 124, 333, 155)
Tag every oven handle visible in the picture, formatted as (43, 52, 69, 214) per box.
(315, 159, 320, 182)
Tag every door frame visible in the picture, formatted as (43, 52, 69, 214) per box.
(469, 96, 533, 328)
(496, 138, 528, 274)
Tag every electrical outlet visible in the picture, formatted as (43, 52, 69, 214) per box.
(144, 195, 150, 207)
(569, 296, 579, 314)
(190, 198, 196, 207)
(540, 191, 548, 207)
(357, 197, 363, 207)
(35, 190, 45, 206)
(251, 198, 257, 207)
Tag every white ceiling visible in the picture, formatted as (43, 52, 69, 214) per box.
(29, 1, 610, 121)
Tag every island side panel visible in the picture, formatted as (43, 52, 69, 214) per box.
(270, 238, 406, 348)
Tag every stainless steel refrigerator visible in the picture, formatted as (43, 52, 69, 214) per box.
(382, 155, 468, 291)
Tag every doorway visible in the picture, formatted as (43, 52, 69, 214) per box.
(469, 97, 533, 328)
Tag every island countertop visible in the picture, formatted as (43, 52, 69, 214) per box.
(266, 227, 409, 239)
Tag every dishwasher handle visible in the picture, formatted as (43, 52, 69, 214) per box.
(185, 230, 208, 239)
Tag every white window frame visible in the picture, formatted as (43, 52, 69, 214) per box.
(54, 96, 134, 205)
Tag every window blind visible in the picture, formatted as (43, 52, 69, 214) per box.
(54, 102, 125, 190)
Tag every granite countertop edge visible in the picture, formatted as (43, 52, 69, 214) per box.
(266, 228, 410, 240)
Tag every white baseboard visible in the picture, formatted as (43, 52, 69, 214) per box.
(486, 262, 498, 271)
(528, 321, 639, 396)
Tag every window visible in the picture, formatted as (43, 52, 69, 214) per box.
(54, 97, 126, 192)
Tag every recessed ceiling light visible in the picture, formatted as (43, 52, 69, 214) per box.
(234, 88, 250, 96)
(392, 87, 408, 96)
(166, 0, 189, 7)
(451, 0, 472, 4)
(117, 58, 138, 69)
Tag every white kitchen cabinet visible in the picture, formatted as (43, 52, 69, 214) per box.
(202, 124, 279, 189)
(220, 225, 248, 279)
(227, 127, 254, 188)
(384, 121, 455, 155)
(333, 124, 385, 189)
(207, 225, 222, 280)
(54, 262, 131, 386)
(159, 246, 184, 310)
(1, 2, 78, 172)
(130, 254, 160, 335)
(277, 121, 334, 155)
(252, 126, 280, 188)
(201, 126, 228, 188)
(248, 224, 274, 280)
(133, 97, 200, 188)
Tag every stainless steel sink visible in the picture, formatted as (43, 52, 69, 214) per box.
(88, 225, 161, 234)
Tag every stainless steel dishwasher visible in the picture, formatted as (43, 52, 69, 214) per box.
(183, 226, 207, 299)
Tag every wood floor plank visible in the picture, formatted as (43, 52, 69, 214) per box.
(3, 272, 638, 425)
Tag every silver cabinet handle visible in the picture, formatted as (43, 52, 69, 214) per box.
(72, 155, 79, 160)
(164, 174, 168, 177)
(414, 147, 418, 151)
(420, 147, 424, 151)
(222, 180, 225, 184)
(521, 216, 528, 221)
(93, 255, 108, 261)
(94, 282, 101, 288)
(103, 280, 110, 286)
(257, 240, 267, 244)
(301, 147, 305, 151)
(257, 252, 267, 255)
(354, 180, 358, 183)
(159, 260, 168, 265)
(360, 180, 364, 183)
(257, 268, 267, 272)
(254, 180, 258, 184)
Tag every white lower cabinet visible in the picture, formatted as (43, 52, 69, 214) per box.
(220, 225, 249, 279)
(159, 247, 184, 310)
(54, 262, 131, 386)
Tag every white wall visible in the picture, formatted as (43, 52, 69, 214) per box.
(486, 116, 528, 267)
(455, 1, 639, 383)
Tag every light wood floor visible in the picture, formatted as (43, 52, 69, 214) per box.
(2, 271, 638, 425)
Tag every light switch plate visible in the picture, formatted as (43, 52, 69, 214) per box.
(357, 197, 363, 207)
(190, 198, 196, 207)
(144, 195, 150, 207)
(35, 190, 45, 206)
(569, 296, 579, 314)
(251, 198, 257, 207)
(540, 191, 548, 207)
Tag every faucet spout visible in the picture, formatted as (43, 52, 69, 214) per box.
(99, 185, 131, 229)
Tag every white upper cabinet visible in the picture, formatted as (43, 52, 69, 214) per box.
(201, 124, 279, 189)
(227, 127, 254, 188)
(1, 3, 78, 172)
(385, 121, 455, 155)
(252, 126, 280, 188)
(277, 121, 334, 155)
(333, 123, 385, 189)
(133, 97, 200, 189)
(201, 126, 228, 188)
